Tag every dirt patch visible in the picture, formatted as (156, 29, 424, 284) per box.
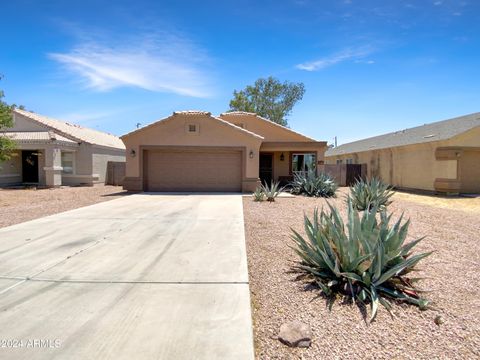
(394, 191, 480, 214)
(0, 185, 129, 228)
(243, 189, 480, 359)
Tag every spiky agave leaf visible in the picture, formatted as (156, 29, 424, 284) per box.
(253, 187, 264, 202)
(290, 198, 431, 321)
(350, 177, 395, 212)
(290, 170, 338, 198)
(260, 181, 284, 202)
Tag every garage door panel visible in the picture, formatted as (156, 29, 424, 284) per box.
(146, 150, 242, 191)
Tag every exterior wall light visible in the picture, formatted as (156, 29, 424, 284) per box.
(130, 149, 136, 157)
(249, 150, 254, 159)
(280, 153, 285, 161)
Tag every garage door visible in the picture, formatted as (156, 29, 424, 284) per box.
(145, 149, 242, 192)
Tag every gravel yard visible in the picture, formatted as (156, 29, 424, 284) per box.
(0, 185, 128, 228)
(243, 188, 480, 359)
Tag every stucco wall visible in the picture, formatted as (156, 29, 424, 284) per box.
(326, 140, 458, 191)
(0, 151, 22, 185)
(92, 146, 126, 183)
(122, 114, 262, 185)
(447, 126, 480, 147)
(61, 144, 125, 185)
(11, 113, 47, 131)
(459, 151, 480, 192)
(272, 152, 291, 180)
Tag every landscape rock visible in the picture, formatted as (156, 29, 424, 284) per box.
(278, 321, 312, 348)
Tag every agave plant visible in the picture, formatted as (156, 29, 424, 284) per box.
(261, 181, 284, 202)
(291, 198, 431, 321)
(350, 177, 395, 211)
(290, 170, 337, 197)
(253, 187, 265, 202)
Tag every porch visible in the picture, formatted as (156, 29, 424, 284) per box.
(0, 132, 80, 187)
(258, 142, 326, 186)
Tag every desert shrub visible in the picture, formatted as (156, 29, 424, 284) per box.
(291, 198, 431, 321)
(253, 187, 265, 202)
(260, 181, 284, 202)
(290, 171, 337, 197)
(350, 177, 394, 211)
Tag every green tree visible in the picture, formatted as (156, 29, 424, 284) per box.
(228, 76, 305, 126)
(0, 77, 16, 162)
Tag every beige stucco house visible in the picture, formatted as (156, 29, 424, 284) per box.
(0, 109, 125, 187)
(122, 111, 327, 192)
(326, 113, 480, 193)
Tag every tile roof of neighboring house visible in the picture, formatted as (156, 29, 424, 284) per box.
(1, 131, 78, 145)
(14, 109, 125, 149)
(121, 110, 264, 140)
(326, 112, 480, 157)
(173, 110, 212, 116)
(220, 111, 316, 141)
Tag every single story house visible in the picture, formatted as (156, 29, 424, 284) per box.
(122, 111, 327, 192)
(0, 109, 126, 187)
(325, 112, 480, 193)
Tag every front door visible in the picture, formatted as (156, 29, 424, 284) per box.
(259, 153, 273, 185)
(22, 150, 39, 183)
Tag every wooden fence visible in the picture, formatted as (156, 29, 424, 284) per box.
(324, 164, 366, 186)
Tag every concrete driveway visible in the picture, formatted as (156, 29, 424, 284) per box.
(0, 194, 254, 360)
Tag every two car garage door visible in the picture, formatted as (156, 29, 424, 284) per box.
(144, 149, 242, 192)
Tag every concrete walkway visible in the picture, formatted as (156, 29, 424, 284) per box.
(0, 194, 254, 360)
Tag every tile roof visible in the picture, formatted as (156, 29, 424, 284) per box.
(173, 110, 212, 116)
(220, 111, 257, 116)
(1, 131, 78, 145)
(122, 110, 264, 140)
(326, 112, 480, 157)
(220, 111, 316, 141)
(14, 109, 125, 149)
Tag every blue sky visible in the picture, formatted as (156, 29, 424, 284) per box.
(1, 0, 479, 144)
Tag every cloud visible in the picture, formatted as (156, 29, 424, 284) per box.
(296, 46, 375, 71)
(49, 32, 214, 97)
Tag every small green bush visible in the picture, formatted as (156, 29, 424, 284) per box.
(291, 198, 431, 321)
(350, 177, 394, 211)
(260, 181, 284, 202)
(253, 187, 264, 202)
(290, 171, 337, 197)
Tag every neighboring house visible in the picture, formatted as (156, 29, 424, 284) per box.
(0, 109, 126, 187)
(326, 113, 480, 193)
(122, 111, 327, 192)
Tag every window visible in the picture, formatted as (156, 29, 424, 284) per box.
(292, 153, 316, 174)
(346, 158, 354, 164)
(61, 152, 74, 174)
(336, 159, 343, 164)
(188, 124, 196, 132)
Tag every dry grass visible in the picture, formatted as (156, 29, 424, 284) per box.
(0, 185, 129, 228)
(243, 188, 480, 359)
